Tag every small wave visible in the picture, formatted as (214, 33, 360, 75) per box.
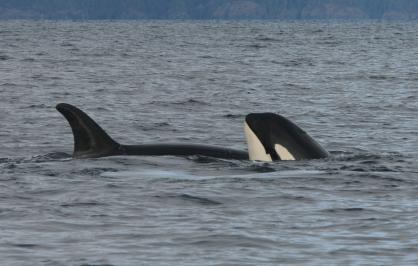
(338, 164, 396, 173)
(281, 58, 314, 67)
(25, 104, 50, 109)
(0, 157, 13, 164)
(175, 98, 209, 105)
(245, 43, 268, 49)
(155, 193, 222, 206)
(30, 74, 62, 81)
(317, 40, 343, 46)
(182, 233, 277, 249)
(316, 152, 408, 176)
(0, 153, 71, 166)
(1, 82, 18, 87)
(284, 83, 312, 90)
(61, 42, 75, 47)
(323, 207, 365, 213)
(73, 167, 118, 176)
(330, 151, 405, 162)
(179, 194, 222, 205)
(0, 54, 12, 61)
(61, 201, 107, 208)
(141, 122, 172, 132)
(187, 155, 243, 165)
(245, 164, 276, 173)
(255, 36, 280, 42)
(311, 29, 324, 33)
(149, 98, 210, 106)
(199, 55, 215, 59)
(277, 194, 315, 203)
(93, 106, 111, 111)
(31, 152, 71, 161)
(8, 243, 39, 249)
(368, 75, 395, 80)
(223, 113, 243, 119)
(323, 60, 346, 65)
(361, 174, 405, 183)
(189, 155, 224, 163)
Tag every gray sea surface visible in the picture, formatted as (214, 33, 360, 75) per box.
(1, 20, 418, 265)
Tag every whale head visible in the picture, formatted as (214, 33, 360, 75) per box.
(244, 113, 329, 161)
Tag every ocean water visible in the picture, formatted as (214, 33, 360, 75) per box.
(1, 20, 418, 265)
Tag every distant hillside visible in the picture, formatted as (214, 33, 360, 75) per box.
(1, 0, 418, 20)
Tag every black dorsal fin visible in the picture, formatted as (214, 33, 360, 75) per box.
(56, 103, 120, 158)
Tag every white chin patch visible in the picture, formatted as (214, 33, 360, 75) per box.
(244, 122, 296, 161)
(274, 144, 295, 161)
(244, 122, 272, 162)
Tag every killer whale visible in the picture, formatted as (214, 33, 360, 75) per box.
(56, 103, 328, 161)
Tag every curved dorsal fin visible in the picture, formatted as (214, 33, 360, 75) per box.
(56, 103, 120, 158)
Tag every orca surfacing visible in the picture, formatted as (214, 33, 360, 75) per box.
(56, 103, 329, 162)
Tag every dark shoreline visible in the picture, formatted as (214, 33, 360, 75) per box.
(1, 0, 418, 20)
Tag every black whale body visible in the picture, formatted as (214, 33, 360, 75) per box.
(56, 103, 328, 161)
